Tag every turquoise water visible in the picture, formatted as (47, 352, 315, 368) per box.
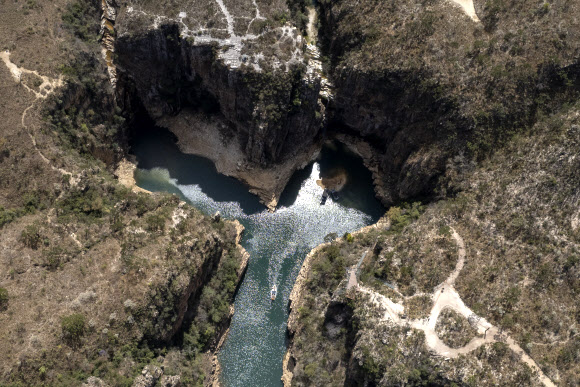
(131, 127, 384, 386)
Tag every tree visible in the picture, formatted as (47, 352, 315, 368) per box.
(61, 313, 86, 346)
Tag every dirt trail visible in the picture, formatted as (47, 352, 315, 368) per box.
(1, 51, 63, 99)
(357, 229, 555, 387)
(129, 0, 301, 70)
(1, 50, 77, 185)
(449, 0, 480, 22)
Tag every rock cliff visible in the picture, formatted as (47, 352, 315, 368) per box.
(113, 0, 324, 208)
(317, 0, 580, 205)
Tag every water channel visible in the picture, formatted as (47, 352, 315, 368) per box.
(130, 125, 384, 386)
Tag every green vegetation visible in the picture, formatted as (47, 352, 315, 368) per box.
(61, 313, 86, 345)
(386, 202, 424, 233)
(61, 0, 100, 42)
(287, 0, 311, 32)
(0, 192, 47, 229)
(404, 295, 432, 319)
(184, 250, 241, 355)
(435, 308, 479, 348)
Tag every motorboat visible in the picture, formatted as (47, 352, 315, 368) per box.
(270, 285, 277, 301)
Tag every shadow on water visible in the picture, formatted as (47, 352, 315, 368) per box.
(129, 122, 264, 215)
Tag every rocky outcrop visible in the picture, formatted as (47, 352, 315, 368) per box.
(132, 365, 181, 387)
(283, 219, 389, 385)
(99, 0, 118, 87)
(143, 216, 249, 343)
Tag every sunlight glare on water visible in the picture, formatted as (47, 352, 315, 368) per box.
(132, 127, 383, 387)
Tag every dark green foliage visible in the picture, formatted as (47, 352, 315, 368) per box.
(44, 246, 68, 270)
(307, 245, 347, 294)
(61, 313, 86, 345)
(146, 213, 166, 232)
(61, 0, 100, 42)
(557, 339, 580, 369)
(387, 202, 424, 233)
(134, 194, 155, 217)
(46, 53, 125, 163)
(0, 287, 8, 311)
(58, 187, 106, 219)
(323, 232, 338, 243)
(0, 192, 46, 229)
(0, 207, 18, 228)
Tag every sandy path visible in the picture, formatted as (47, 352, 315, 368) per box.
(357, 230, 554, 387)
(1, 51, 79, 185)
(450, 0, 480, 22)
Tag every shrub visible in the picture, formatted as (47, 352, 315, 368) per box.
(343, 232, 354, 243)
(20, 224, 42, 249)
(304, 363, 318, 379)
(146, 213, 165, 232)
(0, 287, 8, 310)
(0, 206, 18, 228)
(324, 232, 338, 243)
(61, 0, 99, 42)
(61, 313, 86, 345)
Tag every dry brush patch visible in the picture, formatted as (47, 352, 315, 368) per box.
(435, 307, 480, 348)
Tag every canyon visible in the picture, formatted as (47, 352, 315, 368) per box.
(0, 0, 579, 385)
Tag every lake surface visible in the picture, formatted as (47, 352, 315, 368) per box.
(131, 126, 384, 386)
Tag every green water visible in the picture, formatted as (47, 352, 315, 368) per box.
(131, 126, 384, 386)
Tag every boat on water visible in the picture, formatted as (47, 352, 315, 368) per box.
(320, 189, 329, 205)
(270, 285, 277, 301)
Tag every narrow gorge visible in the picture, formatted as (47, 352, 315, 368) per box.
(1, 0, 579, 386)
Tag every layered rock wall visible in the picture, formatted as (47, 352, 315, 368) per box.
(115, 21, 322, 167)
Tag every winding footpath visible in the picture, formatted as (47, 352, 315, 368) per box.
(357, 229, 555, 387)
(1, 51, 78, 185)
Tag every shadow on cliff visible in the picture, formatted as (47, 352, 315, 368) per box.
(278, 141, 385, 218)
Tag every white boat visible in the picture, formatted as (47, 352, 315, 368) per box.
(270, 285, 277, 301)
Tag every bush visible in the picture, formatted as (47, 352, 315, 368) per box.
(58, 187, 106, 220)
(0, 287, 8, 310)
(20, 224, 42, 249)
(61, 0, 99, 42)
(343, 232, 354, 243)
(0, 206, 19, 228)
(146, 213, 166, 232)
(61, 313, 86, 345)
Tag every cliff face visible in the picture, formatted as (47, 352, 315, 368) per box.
(0, 0, 253, 384)
(112, 0, 324, 208)
(317, 0, 580, 206)
(282, 1, 580, 385)
(115, 23, 321, 166)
